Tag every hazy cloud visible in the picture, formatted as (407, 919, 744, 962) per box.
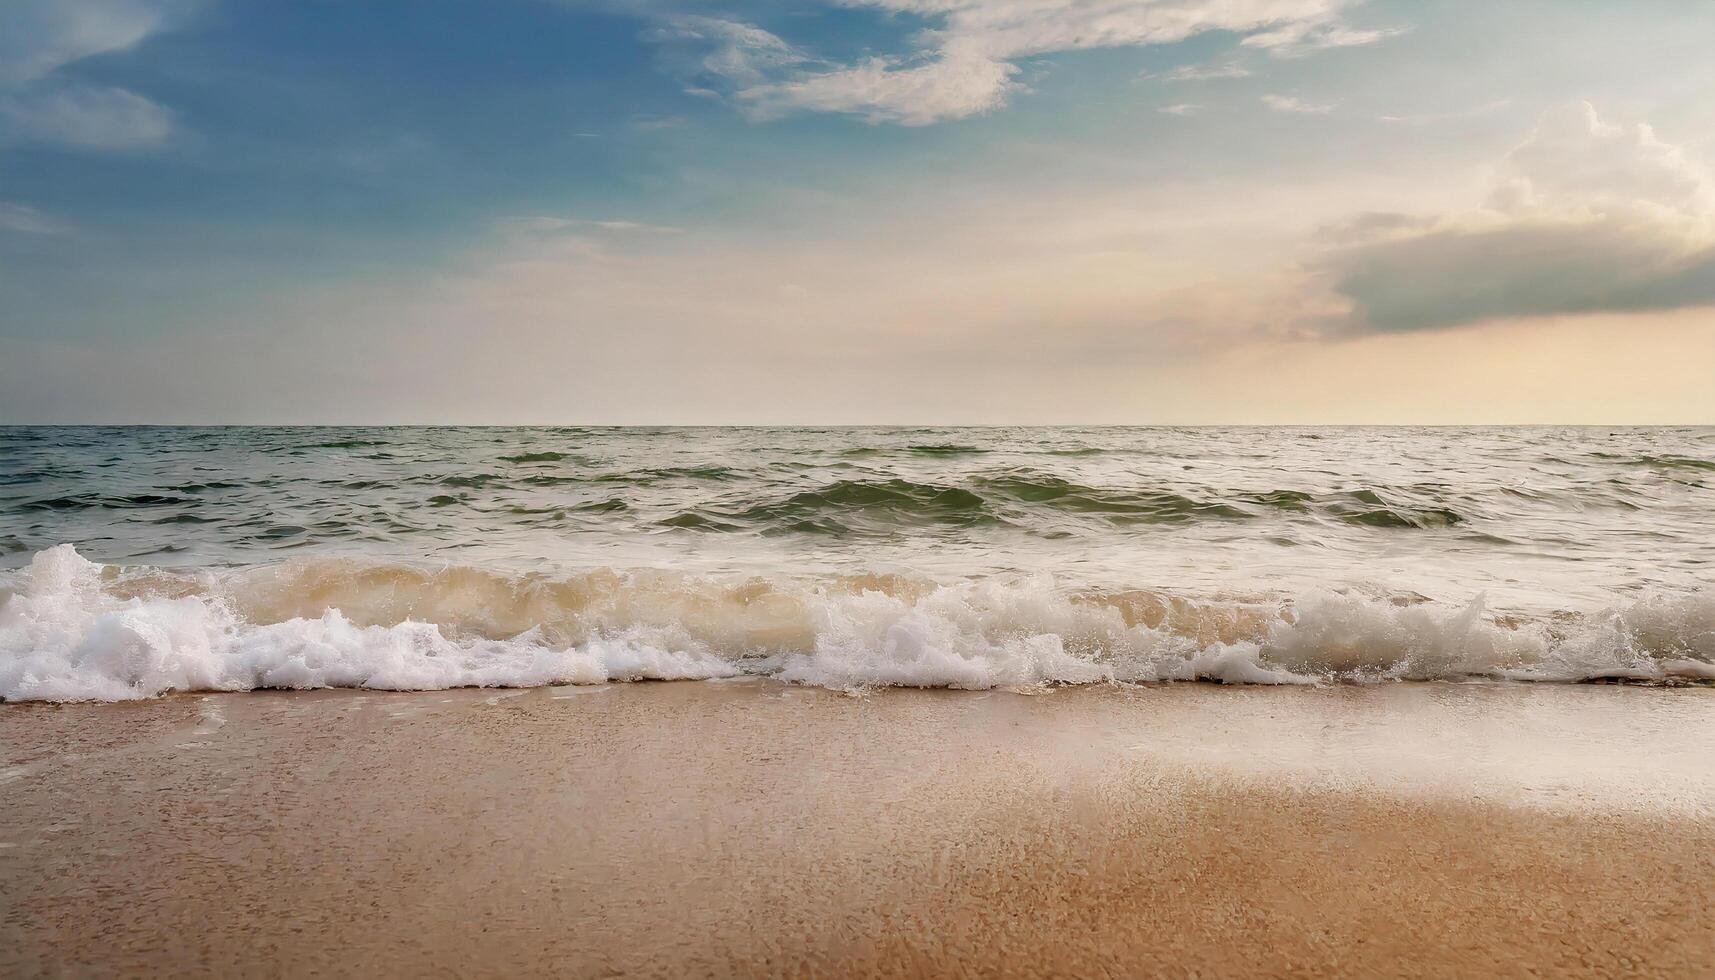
(1313, 211, 1435, 245)
(1378, 98, 1510, 126)
(0, 201, 70, 235)
(0, 83, 174, 149)
(1262, 94, 1333, 114)
(498, 216, 686, 236)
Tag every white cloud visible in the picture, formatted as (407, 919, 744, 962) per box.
(1153, 61, 1252, 82)
(647, 0, 1397, 125)
(1492, 101, 1711, 216)
(847, 0, 1350, 57)
(0, 83, 174, 149)
(1158, 103, 1201, 116)
(738, 49, 1020, 126)
(1262, 94, 1333, 114)
(1242, 22, 1407, 57)
(1318, 102, 1715, 332)
(0, 0, 179, 85)
(0, 0, 189, 150)
(643, 15, 810, 87)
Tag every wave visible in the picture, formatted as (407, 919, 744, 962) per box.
(588, 465, 740, 483)
(1595, 452, 1715, 472)
(1320, 489, 1465, 529)
(905, 444, 990, 456)
(302, 439, 389, 450)
(498, 451, 576, 464)
(436, 474, 506, 488)
(651, 476, 1474, 536)
(19, 494, 198, 511)
(668, 479, 1002, 536)
(1042, 447, 1106, 457)
(2, 546, 1711, 702)
(976, 474, 1248, 523)
(1636, 455, 1715, 473)
(166, 481, 244, 493)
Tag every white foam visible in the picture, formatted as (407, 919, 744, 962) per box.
(0, 546, 738, 701)
(1, 545, 1711, 701)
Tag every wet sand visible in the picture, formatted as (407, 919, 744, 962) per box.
(3, 682, 1713, 977)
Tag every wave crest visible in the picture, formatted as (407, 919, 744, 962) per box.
(1, 546, 1711, 702)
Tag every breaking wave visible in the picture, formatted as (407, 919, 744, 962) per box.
(2, 546, 1711, 702)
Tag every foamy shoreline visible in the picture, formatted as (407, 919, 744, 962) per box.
(4, 682, 1712, 977)
(5, 544, 1714, 701)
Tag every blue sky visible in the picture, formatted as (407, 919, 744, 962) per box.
(3, 0, 1714, 422)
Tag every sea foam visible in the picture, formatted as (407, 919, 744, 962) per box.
(1, 545, 1711, 702)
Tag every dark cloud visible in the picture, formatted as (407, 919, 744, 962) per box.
(1324, 217, 1715, 333)
(1317, 102, 1715, 333)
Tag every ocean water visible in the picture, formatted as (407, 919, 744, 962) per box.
(1, 425, 1711, 701)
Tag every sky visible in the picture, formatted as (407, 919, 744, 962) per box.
(1, 0, 1713, 424)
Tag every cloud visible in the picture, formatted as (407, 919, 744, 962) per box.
(1312, 211, 1434, 246)
(1318, 102, 1715, 333)
(1241, 22, 1407, 57)
(1152, 61, 1252, 82)
(643, 14, 810, 87)
(1493, 102, 1710, 214)
(0, 202, 70, 235)
(0, 0, 188, 150)
(1158, 103, 1201, 116)
(0, 0, 179, 85)
(647, 0, 1396, 125)
(1262, 94, 1332, 114)
(0, 0, 191, 151)
(738, 49, 1020, 125)
(0, 83, 173, 149)
(1325, 216, 1715, 333)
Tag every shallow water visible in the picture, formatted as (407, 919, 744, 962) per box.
(1, 426, 1711, 699)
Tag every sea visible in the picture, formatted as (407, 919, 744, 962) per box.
(1, 425, 1711, 701)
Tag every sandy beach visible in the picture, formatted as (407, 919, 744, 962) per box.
(9, 0, 1715, 973)
(3, 682, 1713, 978)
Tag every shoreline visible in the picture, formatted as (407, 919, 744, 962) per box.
(4, 682, 1713, 976)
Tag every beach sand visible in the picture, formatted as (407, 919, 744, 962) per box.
(3, 681, 1713, 977)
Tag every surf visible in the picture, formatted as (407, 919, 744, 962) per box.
(3, 545, 1710, 702)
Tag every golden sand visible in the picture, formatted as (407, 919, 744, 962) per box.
(3, 682, 1712, 977)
